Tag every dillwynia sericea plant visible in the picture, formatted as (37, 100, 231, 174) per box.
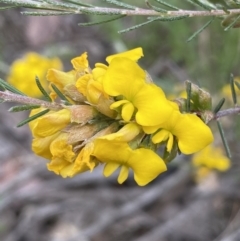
(0, 47, 217, 186)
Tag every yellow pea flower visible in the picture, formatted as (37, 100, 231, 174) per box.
(192, 144, 231, 171)
(7, 52, 62, 98)
(91, 123, 166, 186)
(29, 108, 71, 138)
(92, 139, 167, 186)
(148, 110, 214, 154)
(75, 48, 144, 109)
(47, 52, 90, 101)
(102, 57, 174, 125)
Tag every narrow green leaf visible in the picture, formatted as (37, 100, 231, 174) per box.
(0, 0, 50, 9)
(21, 11, 73, 16)
(217, 120, 231, 158)
(119, 15, 188, 33)
(187, 18, 214, 42)
(118, 18, 157, 33)
(187, 0, 213, 10)
(230, 73, 237, 104)
(35, 76, 52, 102)
(234, 80, 240, 90)
(0, 5, 16, 10)
(0, 83, 6, 91)
(102, 0, 136, 9)
(0, 78, 26, 96)
(80, 7, 122, 15)
(51, 84, 71, 105)
(17, 109, 50, 127)
(40, 0, 78, 10)
(145, 0, 167, 13)
(154, 0, 180, 10)
(224, 14, 240, 31)
(213, 98, 225, 114)
(62, 0, 94, 7)
(186, 81, 192, 112)
(79, 15, 126, 26)
(148, 15, 189, 21)
(9, 104, 41, 112)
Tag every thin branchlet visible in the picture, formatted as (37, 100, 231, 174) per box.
(0, 90, 63, 110)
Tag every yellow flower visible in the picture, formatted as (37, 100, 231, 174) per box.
(192, 144, 231, 171)
(148, 110, 214, 154)
(7, 52, 62, 97)
(75, 48, 143, 105)
(93, 139, 167, 186)
(47, 52, 90, 101)
(29, 108, 71, 138)
(92, 123, 167, 186)
(102, 57, 174, 125)
(30, 105, 119, 178)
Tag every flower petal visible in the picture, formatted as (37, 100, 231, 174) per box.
(32, 132, 59, 159)
(103, 57, 146, 97)
(128, 148, 167, 186)
(30, 109, 71, 138)
(98, 123, 141, 142)
(104, 163, 120, 177)
(71, 52, 89, 71)
(173, 114, 214, 154)
(152, 129, 170, 144)
(134, 84, 174, 126)
(122, 102, 135, 121)
(50, 133, 75, 162)
(118, 166, 129, 184)
(106, 47, 143, 64)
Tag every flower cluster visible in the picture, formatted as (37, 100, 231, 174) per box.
(29, 48, 214, 186)
(7, 52, 62, 98)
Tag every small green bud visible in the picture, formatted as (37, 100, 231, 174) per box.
(186, 81, 212, 111)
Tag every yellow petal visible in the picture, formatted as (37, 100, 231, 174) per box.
(166, 133, 174, 152)
(172, 114, 214, 154)
(122, 102, 135, 122)
(92, 63, 108, 83)
(93, 139, 132, 164)
(104, 163, 120, 177)
(128, 148, 167, 186)
(50, 133, 75, 162)
(30, 109, 71, 138)
(75, 74, 92, 96)
(103, 57, 146, 97)
(71, 52, 89, 71)
(110, 99, 129, 109)
(134, 84, 174, 126)
(47, 69, 76, 90)
(32, 132, 59, 159)
(86, 79, 106, 104)
(118, 166, 129, 184)
(99, 123, 141, 142)
(47, 157, 70, 176)
(152, 129, 170, 144)
(106, 47, 143, 64)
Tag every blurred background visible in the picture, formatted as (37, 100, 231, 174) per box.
(0, 1, 240, 241)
